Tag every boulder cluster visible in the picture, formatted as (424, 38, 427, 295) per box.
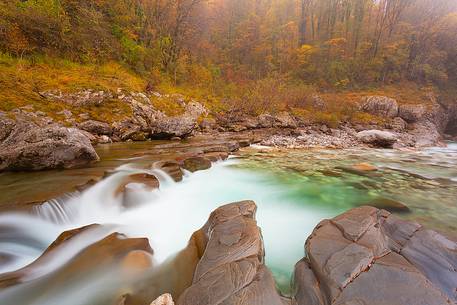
(1, 91, 456, 172)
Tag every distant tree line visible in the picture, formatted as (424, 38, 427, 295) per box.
(0, 0, 456, 89)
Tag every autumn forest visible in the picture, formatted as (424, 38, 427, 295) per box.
(0, 0, 457, 114)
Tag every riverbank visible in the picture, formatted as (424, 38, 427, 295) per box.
(1, 88, 457, 173)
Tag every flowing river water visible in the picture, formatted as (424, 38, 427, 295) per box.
(0, 140, 456, 304)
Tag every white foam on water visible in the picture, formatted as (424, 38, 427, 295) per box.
(0, 159, 332, 287)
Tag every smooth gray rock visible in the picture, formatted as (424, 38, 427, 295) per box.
(356, 130, 397, 148)
(0, 120, 99, 171)
(153, 116, 197, 139)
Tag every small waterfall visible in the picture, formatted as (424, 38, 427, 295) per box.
(33, 193, 81, 225)
(0, 214, 62, 274)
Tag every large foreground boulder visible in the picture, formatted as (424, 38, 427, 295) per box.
(360, 96, 399, 118)
(0, 119, 99, 171)
(293, 206, 457, 305)
(356, 130, 397, 148)
(178, 201, 287, 305)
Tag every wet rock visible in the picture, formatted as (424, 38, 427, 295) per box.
(337, 166, 381, 177)
(352, 163, 378, 172)
(293, 206, 456, 305)
(361, 96, 399, 118)
(181, 157, 212, 172)
(356, 130, 397, 148)
(151, 294, 174, 305)
(202, 145, 230, 153)
(204, 152, 229, 162)
(238, 139, 251, 147)
(153, 160, 184, 182)
(319, 169, 343, 177)
(116, 173, 160, 196)
(0, 229, 152, 289)
(78, 120, 113, 136)
(399, 104, 426, 123)
(45, 224, 100, 253)
(365, 197, 410, 213)
(0, 120, 99, 172)
(75, 178, 100, 192)
(121, 250, 154, 274)
(178, 201, 285, 305)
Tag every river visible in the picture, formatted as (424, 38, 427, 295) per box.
(0, 141, 456, 304)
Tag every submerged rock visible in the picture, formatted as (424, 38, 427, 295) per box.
(356, 130, 397, 148)
(365, 197, 410, 213)
(352, 162, 378, 172)
(0, 120, 99, 171)
(293, 206, 456, 305)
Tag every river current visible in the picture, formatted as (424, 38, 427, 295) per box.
(0, 141, 456, 304)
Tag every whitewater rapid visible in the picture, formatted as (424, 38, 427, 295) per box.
(0, 158, 334, 289)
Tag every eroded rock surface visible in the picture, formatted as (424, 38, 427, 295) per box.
(293, 206, 457, 305)
(178, 200, 286, 305)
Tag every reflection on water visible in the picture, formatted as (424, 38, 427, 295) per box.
(0, 142, 456, 303)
